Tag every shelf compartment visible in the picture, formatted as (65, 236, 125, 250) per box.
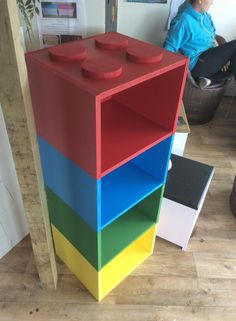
(52, 223, 156, 301)
(46, 185, 164, 270)
(100, 224, 156, 300)
(101, 134, 172, 228)
(39, 135, 172, 231)
(102, 160, 160, 228)
(100, 65, 185, 178)
(100, 186, 163, 268)
(101, 99, 171, 176)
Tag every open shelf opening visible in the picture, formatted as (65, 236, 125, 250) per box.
(101, 65, 185, 176)
(99, 187, 163, 268)
(100, 224, 156, 300)
(100, 136, 172, 229)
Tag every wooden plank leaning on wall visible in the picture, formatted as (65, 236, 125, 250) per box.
(0, 0, 58, 288)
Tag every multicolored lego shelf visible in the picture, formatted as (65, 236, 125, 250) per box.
(25, 32, 188, 301)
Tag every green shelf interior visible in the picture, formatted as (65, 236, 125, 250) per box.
(46, 185, 164, 271)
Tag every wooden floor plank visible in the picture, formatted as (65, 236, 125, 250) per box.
(155, 306, 236, 321)
(194, 252, 236, 279)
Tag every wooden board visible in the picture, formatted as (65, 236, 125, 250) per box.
(176, 101, 190, 133)
(0, 0, 57, 288)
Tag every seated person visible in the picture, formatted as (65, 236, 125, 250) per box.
(164, 0, 236, 88)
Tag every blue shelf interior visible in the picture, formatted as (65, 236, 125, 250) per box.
(100, 185, 164, 268)
(100, 136, 173, 229)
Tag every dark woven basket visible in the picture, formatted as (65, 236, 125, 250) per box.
(230, 176, 236, 218)
(183, 34, 227, 125)
(183, 74, 226, 125)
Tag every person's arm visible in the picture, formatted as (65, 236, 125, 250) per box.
(208, 13, 216, 39)
(207, 12, 217, 46)
(164, 20, 187, 53)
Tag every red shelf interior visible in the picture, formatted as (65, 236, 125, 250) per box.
(101, 100, 170, 175)
(100, 66, 185, 176)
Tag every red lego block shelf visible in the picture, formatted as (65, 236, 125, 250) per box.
(26, 32, 188, 179)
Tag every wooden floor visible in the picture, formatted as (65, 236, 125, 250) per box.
(0, 97, 236, 321)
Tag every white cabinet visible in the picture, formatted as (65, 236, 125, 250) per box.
(0, 104, 28, 258)
(157, 154, 214, 250)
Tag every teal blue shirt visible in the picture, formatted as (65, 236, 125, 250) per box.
(164, 1, 216, 70)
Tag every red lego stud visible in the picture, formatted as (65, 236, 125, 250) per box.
(49, 43, 87, 62)
(81, 57, 122, 80)
(126, 43, 163, 64)
(95, 33, 129, 50)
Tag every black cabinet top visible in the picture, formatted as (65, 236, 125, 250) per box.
(164, 154, 214, 210)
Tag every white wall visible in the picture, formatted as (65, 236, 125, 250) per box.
(209, 0, 236, 41)
(0, 104, 28, 258)
(86, 0, 105, 36)
(117, 0, 236, 45)
(117, 1, 171, 45)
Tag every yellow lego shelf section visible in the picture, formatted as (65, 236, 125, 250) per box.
(52, 224, 99, 298)
(52, 224, 157, 301)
